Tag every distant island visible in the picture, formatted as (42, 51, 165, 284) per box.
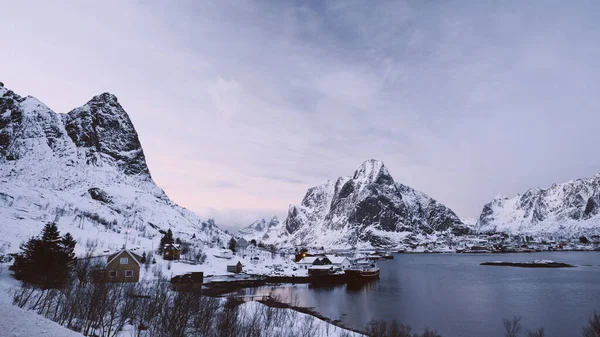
(480, 260, 575, 268)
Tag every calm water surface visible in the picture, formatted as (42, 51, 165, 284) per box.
(239, 252, 600, 337)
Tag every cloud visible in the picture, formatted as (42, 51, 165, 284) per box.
(2, 0, 600, 228)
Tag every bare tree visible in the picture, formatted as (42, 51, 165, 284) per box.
(504, 316, 522, 337)
(583, 312, 600, 337)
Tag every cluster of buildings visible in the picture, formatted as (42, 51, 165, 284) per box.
(411, 233, 600, 253)
(295, 255, 352, 275)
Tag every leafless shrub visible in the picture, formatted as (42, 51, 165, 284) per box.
(583, 312, 600, 337)
(365, 320, 418, 337)
(504, 316, 522, 337)
(526, 327, 545, 337)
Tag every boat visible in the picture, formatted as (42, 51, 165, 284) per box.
(366, 253, 381, 260)
(308, 266, 347, 284)
(345, 261, 380, 281)
(380, 250, 394, 259)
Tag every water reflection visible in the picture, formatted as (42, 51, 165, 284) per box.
(345, 279, 379, 293)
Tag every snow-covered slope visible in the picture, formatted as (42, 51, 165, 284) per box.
(237, 216, 281, 243)
(0, 82, 229, 254)
(271, 159, 468, 248)
(477, 174, 600, 235)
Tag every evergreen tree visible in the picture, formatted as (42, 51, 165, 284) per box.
(158, 229, 175, 254)
(228, 237, 237, 253)
(166, 229, 174, 244)
(11, 223, 76, 289)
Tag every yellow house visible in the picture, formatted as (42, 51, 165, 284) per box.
(94, 249, 142, 283)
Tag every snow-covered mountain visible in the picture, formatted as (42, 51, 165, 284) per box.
(237, 216, 281, 243)
(0, 82, 229, 255)
(270, 159, 468, 248)
(477, 174, 600, 235)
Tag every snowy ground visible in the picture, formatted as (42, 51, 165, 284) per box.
(0, 265, 84, 337)
(236, 301, 364, 337)
(0, 264, 362, 337)
(138, 246, 308, 282)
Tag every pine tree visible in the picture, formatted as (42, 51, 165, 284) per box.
(228, 237, 237, 253)
(157, 229, 175, 254)
(10, 223, 76, 289)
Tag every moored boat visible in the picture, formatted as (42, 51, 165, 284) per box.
(381, 250, 394, 259)
(345, 261, 380, 281)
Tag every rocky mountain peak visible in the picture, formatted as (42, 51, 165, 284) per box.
(352, 159, 393, 186)
(238, 216, 282, 242)
(89, 92, 119, 104)
(276, 160, 466, 248)
(477, 173, 600, 234)
(64, 92, 150, 177)
(0, 83, 230, 253)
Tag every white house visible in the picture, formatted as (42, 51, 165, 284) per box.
(326, 255, 352, 270)
(297, 256, 321, 270)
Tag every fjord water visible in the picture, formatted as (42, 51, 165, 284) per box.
(242, 252, 600, 337)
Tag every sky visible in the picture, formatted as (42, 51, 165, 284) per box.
(2, 1, 600, 232)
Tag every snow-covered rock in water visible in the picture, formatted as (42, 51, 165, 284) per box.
(0, 83, 229, 254)
(477, 174, 600, 235)
(237, 216, 281, 242)
(273, 159, 468, 248)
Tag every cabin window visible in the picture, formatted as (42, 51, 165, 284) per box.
(125, 270, 133, 278)
(109, 271, 117, 278)
(120, 257, 128, 264)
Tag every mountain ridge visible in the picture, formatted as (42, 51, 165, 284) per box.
(0, 82, 229, 255)
(477, 173, 600, 235)
(257, 159, 468, 248)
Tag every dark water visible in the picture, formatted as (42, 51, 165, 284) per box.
(239, 252, 600, 337)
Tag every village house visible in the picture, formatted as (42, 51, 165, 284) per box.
(163, 243, 181, 261)
(227, 261, 243, 273)
(94, 249, 142, 283)
(171, 272, 204, 292)
(296, 256, 333, 269)
(297, 256, 321, 270)
(326, 255, 352, 270)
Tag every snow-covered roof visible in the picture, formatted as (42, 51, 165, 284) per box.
(107, 249, 141, 267)
(308, 265, 334, 270)
(325, 255, 349, 264)
(297, 256, 320, 264)
(165, 243, 180, 250)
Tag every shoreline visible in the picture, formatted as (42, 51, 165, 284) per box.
(256, 296, 366, 335)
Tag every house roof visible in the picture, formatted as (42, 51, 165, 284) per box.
(325, 255, 349, 264)
(165, 243, 180, 250)
(107, 249, 142, 267)
(298, 256, 320, 264)
(227, 261, 243, 267)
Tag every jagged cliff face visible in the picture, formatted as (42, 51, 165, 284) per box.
(477, 175, 600, 235)
(276, 159, 467, 248)
(63, 93, 150, 176)
(0, 83, 228, 254)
